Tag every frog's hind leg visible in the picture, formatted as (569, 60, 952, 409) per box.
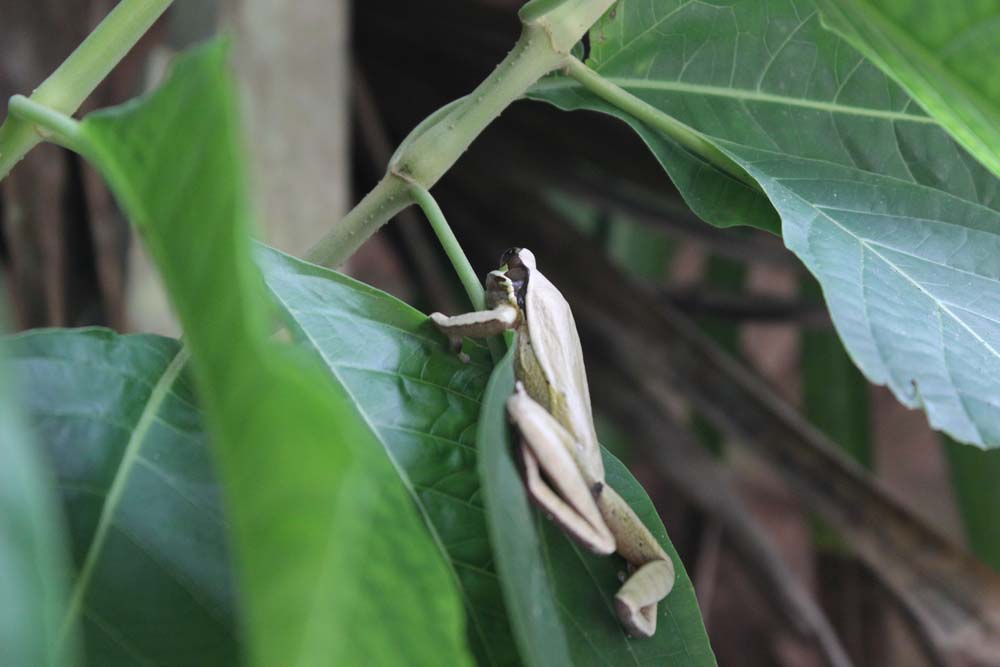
(508, 385, 615, 556)
(597, 485, 675, 638)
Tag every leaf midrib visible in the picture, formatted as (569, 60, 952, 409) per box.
(533, 77, 934, 123)
(58, 345, 191, 647)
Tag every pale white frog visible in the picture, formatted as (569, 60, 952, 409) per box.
(431, 248, 674, 638)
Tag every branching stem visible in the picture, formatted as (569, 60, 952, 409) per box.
(306, 1, 618, 268)
(0, 0, 173, 181)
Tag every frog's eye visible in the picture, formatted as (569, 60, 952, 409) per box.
(500, 247, 522, 267)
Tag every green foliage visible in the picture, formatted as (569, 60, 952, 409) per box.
(9, 329, 238, 665)
(75, 41, 472, 666)
(531, 0, 1000, 449)
(255, 246, 513, 665)
(817, 0, 1000, 180)
(0, 324, 78, 667)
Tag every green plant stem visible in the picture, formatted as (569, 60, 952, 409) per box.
(560, 57, 762, 191)
(409, 185, 485, 311)
(0, 0, 172, 181)
(307, 1, 617, 269)
(307, 24, 564, 268)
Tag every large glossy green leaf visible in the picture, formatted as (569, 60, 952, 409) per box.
(0, 326, 77, 667)
(76, 40, 472, 666)
(531, 0, 1000, 448)
(476, 346, 573, 667)
(255, 244, 516, 667)
(255, 246, 714, 665)
(8, 328, 238, 665)
(816, 0, 1000, 181)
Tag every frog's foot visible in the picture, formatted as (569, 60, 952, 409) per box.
(614, 560, 675, 638)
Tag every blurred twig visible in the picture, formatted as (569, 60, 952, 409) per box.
(550, 174, 800, 271)
(662, 287, 831, 327)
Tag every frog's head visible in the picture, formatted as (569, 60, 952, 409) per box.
(500, 247, 536, 272)
(497, 247, 535, 311)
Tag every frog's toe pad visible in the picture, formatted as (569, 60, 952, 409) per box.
(613, 559, 675, 638)
(614, 597, 657, 639)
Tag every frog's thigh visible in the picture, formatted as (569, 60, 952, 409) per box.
(597, 485, 675, 638)
(508, 388, 615, 555)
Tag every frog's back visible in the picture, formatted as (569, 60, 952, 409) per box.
(524, 268, 603, 476)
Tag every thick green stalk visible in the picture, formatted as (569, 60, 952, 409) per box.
(0, 0, 172, 181)
(307, 0, 616, 269)
(306, 175, 414, 267)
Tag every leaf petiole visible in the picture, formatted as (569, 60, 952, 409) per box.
(559, 57, 762, 192)
(0, 0, 172, 181)
(409, 185, 485, 311)
(7, 96, 85, 153)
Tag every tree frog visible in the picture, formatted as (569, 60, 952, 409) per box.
(430, 248, 675, 638)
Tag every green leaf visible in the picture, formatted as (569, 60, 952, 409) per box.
(531, 0, 1000, 448)
(76, 40, 472, 667)
(255, 244, 517, 667)
(945, 438, 1000, 571)
(816, 0, 1000, 181)
(479, 346, 715, 667)
(255, 246, 715, 665)
(476, 346, 573, 667)
(8, 328, 238, 665)
(0, 326, 78, 667)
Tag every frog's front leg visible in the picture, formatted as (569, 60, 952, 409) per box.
(507, 384, 616, 555)
(597, 486, 676, 638)
(430, 304, 519, 362)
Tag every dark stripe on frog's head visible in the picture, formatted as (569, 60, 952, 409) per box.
(499, 247, 531, 311)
